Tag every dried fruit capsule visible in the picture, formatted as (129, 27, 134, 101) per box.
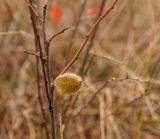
(54, 73, 82, 94)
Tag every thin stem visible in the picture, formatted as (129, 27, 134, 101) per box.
(59, 113, 64, 139)
(28, 0, 51, 104)
(61, 0, 118, 74)
(79, 0, 107, 75)
(27, 0, 50, 138)
(48, 28, 69, 43)
(24, 50, 40, 57)
(74, 75, 145, 116)
(24, 0, 42, 23)
(65, 0, 87, 64)
(36, 53, 50, 139)
(42, 2, 56, 139)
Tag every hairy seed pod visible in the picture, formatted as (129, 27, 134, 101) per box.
(54, 73, 82, 94)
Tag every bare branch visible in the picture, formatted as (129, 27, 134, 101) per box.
(27, 0, 50, 138)
(24, 0, 42, 23)
(28, 0, 51, 104)
(42, 1, 56, 138)
(61, 0, 119, 74)
(65, 0, 87, 64)
(79, 0, 107, 75)
(36, 55, 50, 139)
(24, 50, 40, 57)
(48, 28, 69, 43)
(74, 75, 145, 116)
(90, 52, 124, 65)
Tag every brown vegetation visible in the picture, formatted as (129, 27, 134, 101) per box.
(0, 0, 160, 139)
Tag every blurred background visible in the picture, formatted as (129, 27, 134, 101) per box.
(1, 0, 160, 139)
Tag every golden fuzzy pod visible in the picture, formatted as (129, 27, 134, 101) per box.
(54, 73, 82, 94)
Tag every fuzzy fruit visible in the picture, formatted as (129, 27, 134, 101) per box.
(55, 73, 82, 94)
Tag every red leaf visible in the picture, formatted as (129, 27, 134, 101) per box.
(50, 4, 63, 24)
(102, 5, 111, 15)
(84, 4, 112, 17)
(85, 4, 99, 16)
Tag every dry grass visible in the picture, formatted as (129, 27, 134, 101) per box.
(1, 0, 160, 139)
